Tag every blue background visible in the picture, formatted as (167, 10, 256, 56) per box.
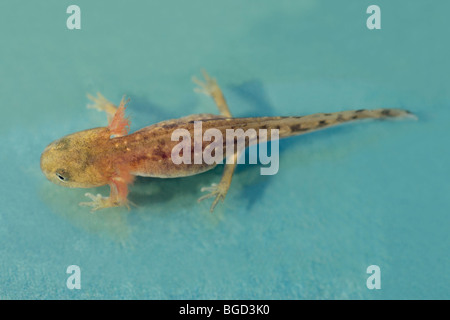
(0, 0, 448, 299)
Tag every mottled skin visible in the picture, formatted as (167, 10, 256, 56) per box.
(40, 71, 415, 212)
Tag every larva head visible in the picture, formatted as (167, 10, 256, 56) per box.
(40, 128, 110, 188)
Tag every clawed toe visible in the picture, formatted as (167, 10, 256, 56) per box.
(79, 192, 119, 212)
(198, 183, 227, 213)
(192, 70, 219, 97)
(87, 93, 108, 110)
(86, 92, 118, 121)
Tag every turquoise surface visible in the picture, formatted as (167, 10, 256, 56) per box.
(0, 0, 448, 299)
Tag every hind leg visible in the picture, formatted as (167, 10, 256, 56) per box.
(198, 152, 239, 213)
(193, 70, 239, 212)
(192, 70, 232, 117)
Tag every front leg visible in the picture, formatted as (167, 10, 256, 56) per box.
(87, 92, 118, 123)
(80, 173, 134, 212)
(87, 93, 131, 137)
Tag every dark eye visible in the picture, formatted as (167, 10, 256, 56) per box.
(55, 168, 71, 182)
(56, 172, 67, 182)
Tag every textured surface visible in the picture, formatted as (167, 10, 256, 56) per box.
(0, 0, 448, 299)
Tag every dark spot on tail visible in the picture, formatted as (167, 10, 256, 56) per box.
(381, 109, 391, 116)
(318, 120, 327, 127)
(290, 123, 309, 132)
(356, 109, 365, 113)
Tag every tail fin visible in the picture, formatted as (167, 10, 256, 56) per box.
(273, 108, 417, 138)
(209, 108, 416, 140)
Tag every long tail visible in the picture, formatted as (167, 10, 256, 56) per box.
(280, 108, 416, 138)
(226, 108, 416, 139)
